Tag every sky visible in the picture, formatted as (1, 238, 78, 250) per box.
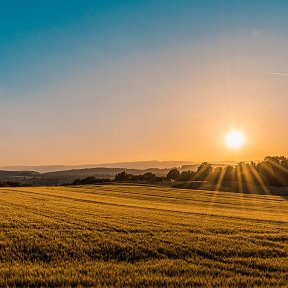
(0, 0, 288, 165)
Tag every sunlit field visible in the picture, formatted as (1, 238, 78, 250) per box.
(1, 184, 288, 287)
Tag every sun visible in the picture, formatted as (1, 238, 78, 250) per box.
(225, 131, 245, 149)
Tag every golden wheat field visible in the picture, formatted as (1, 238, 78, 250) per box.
(0, 184, 288, 287)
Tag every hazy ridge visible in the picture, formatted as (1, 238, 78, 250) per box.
(0, 160, 238, 173)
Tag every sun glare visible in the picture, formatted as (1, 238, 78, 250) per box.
(225, 131, 245, 149)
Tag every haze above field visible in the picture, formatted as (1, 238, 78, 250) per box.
(0, 1, 287, 165)
(0, 161, 192, 173)
(0, 160, 238, 173)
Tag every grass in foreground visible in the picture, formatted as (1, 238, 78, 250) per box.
(0, 184, 288, 287)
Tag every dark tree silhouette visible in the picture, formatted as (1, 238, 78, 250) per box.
(71, 177, 111, 185)
(223, 165, 235, 182)
(167, 168, 181, 181)
(114, 171, 163, 182)
(179, 170, 195, 181)
(115, 171, 130, 181)
(195, 162, 213, 181)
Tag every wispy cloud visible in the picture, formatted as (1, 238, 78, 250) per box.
(264, 72, 288, 76)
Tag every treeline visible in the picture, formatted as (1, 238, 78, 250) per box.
(71, 177, 112, 185)
(0, 181, 25, 187)
(69, 172, 166, 186)
(115, 171, 165, 182)
(166, 156, 288, 187)
(67, 156, 288, 188)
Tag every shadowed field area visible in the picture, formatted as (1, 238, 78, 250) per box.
(0, 184, 287, 287)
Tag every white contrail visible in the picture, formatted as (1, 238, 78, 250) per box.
(264, 72, 288, 77)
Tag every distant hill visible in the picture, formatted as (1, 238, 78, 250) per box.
(0, 161, 197, 173)
(0, 167, 171, 185)
(0, 170, 39, 177)
(41, 167, 171, 185)
(0, 161, 239, 186)
(0, 170, 40, 183)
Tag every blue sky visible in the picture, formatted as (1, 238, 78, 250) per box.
(1, 0, 287, 93)
(0, 1, 287, 165)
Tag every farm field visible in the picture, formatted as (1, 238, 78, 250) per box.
(0, 184, 288, 287)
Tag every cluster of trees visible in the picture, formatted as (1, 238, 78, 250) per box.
(114, 163, 215, 183)
(219, 156, 288, 187)
(71, 176, 111, 185)
(167, 162, 213, 181)
(167, 156, 288, 187)
(0, 181, 23, 187)
(70, 156, 287, 188)
(115, 171, 165, 182)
